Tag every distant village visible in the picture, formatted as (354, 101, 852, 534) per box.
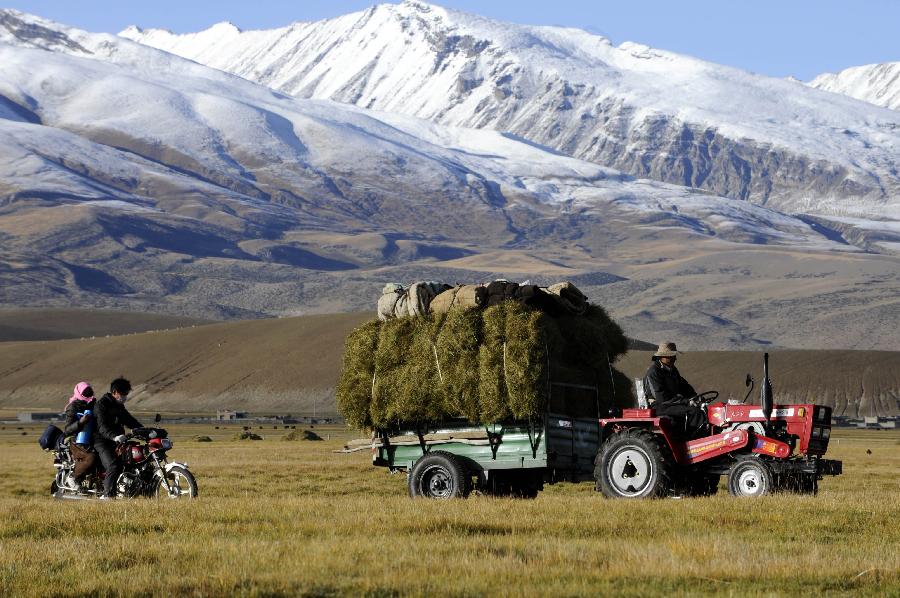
(6, 410, 896, 429)
(7, 409, 339, 426)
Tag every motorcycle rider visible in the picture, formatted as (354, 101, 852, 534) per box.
(642, 342, 707, 437)
(93, 377, 142, 499)
(62, 381, 98, 491)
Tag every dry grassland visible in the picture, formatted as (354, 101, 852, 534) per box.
(0, 424, 897, 597)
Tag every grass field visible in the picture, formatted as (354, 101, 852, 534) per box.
(0, 424, 897, 597)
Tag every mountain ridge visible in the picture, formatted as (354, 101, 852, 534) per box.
(119, 1, 900, 220)
(809, 61, 900, 111)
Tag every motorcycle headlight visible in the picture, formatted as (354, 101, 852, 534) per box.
(161, 439, 173, 450)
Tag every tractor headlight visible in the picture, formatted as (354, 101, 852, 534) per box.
(822, 428, 830, 440)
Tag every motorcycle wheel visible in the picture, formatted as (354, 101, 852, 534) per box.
(153, 465, 198, 499)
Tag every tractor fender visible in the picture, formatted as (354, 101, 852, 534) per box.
(682, 429, 750, 464)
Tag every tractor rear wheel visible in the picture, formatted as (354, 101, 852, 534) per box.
(595, 428, 674, 499)
(727, 456, 773, 497)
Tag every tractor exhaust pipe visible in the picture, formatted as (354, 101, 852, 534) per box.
(761, 352, 773, 432)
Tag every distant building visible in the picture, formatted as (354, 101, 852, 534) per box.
(217, 410, 248, 421)
(857, 416, 897, 430)
(17, 412, 62, 422)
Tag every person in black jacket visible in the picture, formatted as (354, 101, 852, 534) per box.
(92, 377, 142, 498)
(63, 381, 97, 490)
(642, 342, 706, 437)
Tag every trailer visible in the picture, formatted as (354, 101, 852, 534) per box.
(373, 381, 604, 498)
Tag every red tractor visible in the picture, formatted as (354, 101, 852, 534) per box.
(595, 354, 842, 498)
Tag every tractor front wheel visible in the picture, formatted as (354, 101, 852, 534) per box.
(595, 428, 674, 499)
(727, 457, 773, 497)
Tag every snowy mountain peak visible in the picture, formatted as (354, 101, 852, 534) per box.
(209, 21, 242, 34)
(120, 2, 900, 218)
(809, 62, 900, 111)
(0, 9, 95, 55)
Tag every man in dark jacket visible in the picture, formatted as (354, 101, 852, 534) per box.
(93, 377, 142, 498)
(643, 342, 706, 437)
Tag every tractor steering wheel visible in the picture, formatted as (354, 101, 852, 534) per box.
(689, 391, 719, 406)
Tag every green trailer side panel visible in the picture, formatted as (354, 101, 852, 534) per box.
(375, 423, 546, 471)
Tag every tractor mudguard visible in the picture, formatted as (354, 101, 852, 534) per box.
(681, 429, 749, 465)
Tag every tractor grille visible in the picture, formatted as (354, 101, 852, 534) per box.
(808, 406, 832, 454)
(814, 406, 832, 425)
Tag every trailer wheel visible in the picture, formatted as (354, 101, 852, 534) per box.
(408, 451, 471, 499)
(727, 457, 773, 497)
(595, 428, 674, 499)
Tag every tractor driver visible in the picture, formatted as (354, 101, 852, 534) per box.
(642, 342, 707, 437)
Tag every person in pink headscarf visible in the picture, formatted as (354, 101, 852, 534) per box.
(62, 381, 97, 490)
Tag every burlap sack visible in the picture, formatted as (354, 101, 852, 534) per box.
(406, 281, 436, 317)
(377, 290, 402, 321)
(430, 285, 487, 314)
(547, 281, 587, 315)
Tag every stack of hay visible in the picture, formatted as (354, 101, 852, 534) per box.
(337, 282, 632, 430)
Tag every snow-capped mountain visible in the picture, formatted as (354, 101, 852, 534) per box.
(809, 62, 900, 111)
(120, 1, 900, 218)
(1, 9, 898, 351)
(0, 8, 829, 244)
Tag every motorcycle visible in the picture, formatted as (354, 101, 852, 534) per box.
(47, 426, 198, 500)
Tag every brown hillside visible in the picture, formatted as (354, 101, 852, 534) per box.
(0, 309, 211, 342)
(0, 312, 897, 417)
(0, 312, 370, 415)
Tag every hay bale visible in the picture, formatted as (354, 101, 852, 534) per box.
(193, 435, 213, 442)
(370, 317, 415, 427)
(434, 308, 482, 421)
(233, 431, 263, 441)
(374, 315, 444, 425)
(478, 304, 512, 423)
(336, 320, 382, 429)
(283, 429, 323, 441)
(554, 304, 627, 369)
(477, 301, 551, 421)
(500, 303, 550, 420)
(338, 288, 629, 429)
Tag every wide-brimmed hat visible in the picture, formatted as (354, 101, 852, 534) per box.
(653, 342, 679, 358)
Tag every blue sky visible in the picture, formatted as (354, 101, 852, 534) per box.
(6, 0, 899, 80)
